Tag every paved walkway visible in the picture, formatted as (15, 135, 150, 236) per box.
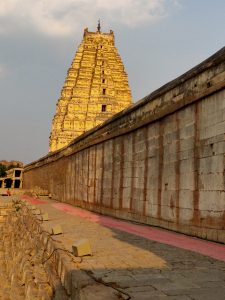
(19, 195, 225, 300)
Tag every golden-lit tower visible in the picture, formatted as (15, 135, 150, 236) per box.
(49, 23, 132, 152)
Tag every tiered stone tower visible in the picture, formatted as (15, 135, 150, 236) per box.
(49, 23, 132, 152)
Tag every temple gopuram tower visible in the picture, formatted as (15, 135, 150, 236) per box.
(49, 23, 132, 152)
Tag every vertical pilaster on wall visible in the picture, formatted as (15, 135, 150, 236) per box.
(102, 140, 114, 207)
(100, 143, 105, 206)
(110, 139, 115, 209)
(83, 150, 87, 203)
(119, 137, 124, 209)
(93, 145, 97, 204)
(95, 144, 103, 205)
(175, 113, 181, 224)
(145, 123, 160, 219)
(87, 145, 96, 204)
(122, 133, 133, 210)
(193, 103, 200, 225)
(84, 148, 89, 203)
(66, 158, 71, 203)
(70, 158, 73, 203)
(76, 153, 80, 202)
(81, 151, 85, 202)
(80, 152, 83, 202)
(112, 137, 123, 209)
(86, 148, 90, 203)
(75, 155, 79, 204)
(130, 131, 136, 211)
(157, 121, 164, 220)
(72, 156, 76, 205)
(63, 158, 67, 203)
(142, 126, 149, 216)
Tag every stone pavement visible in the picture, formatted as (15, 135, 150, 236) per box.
(19, 195, 225, 300)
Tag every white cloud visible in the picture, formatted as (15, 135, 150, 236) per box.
(0, 0, 180, 36)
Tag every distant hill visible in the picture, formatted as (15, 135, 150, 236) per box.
(0, 160, 23, 168)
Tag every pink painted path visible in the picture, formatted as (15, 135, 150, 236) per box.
(21, 195, 47, 204)
(52, 202, 225, 263)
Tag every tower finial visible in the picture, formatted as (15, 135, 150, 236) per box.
(97, 19, 101, 32)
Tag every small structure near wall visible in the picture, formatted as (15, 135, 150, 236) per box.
(0, 168, 23, 189)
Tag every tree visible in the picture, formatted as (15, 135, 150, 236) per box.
(0, 164, 7, 177)
(7, 164, 15, 170)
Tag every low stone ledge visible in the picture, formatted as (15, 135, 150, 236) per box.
(0, 199, 127, 300)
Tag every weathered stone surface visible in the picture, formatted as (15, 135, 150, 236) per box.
(0, 197, 127, 299)
(72, 239, 92, 257)
(24, 46, 225, 243)
(52, 225, 63, 235)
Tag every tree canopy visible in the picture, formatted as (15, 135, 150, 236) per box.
(0, 164, 7, 177)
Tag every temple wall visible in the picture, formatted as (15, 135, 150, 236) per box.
(24, 48, 225, 243)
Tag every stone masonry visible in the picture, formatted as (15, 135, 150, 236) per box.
(24, 46, 225, 243)
(0, 197, 123, 300)
(0, 200, 53, 300)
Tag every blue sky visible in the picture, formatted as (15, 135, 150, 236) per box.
(0, 0, 224, 164)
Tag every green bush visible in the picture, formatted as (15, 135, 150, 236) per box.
(0, 164, 7, 177)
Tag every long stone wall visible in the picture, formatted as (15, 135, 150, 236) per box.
(24, 47, 225, 243)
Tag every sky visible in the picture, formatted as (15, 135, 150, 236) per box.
(0, 0, 224, 164)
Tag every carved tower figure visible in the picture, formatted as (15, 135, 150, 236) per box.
(49, 25, 132, 152)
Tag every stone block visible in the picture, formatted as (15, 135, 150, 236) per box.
(199, 173, 224, 191)
(145, 202, 158, 218)
(51, 225, 62, 235)
(146, 187, 158, 204)
(213, 140, 225, 155)
(199, 155, 224, 173)
(179, 208, 193, 223)
(206, 228, 218, 241)
(179, 148, 194, 160)
(218, 230, 225, 243)
(0, 210, 7, 216)
(180, 172, 195, 190)
(180, 137, 195, 151)
(72, 239, 92, 257)
(42, 213, 49, 221)
(161, 204, 176, 222)
(180, 158, 194, 173)
(179, 190, 194, 210)
(199, 191, 225, 211)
